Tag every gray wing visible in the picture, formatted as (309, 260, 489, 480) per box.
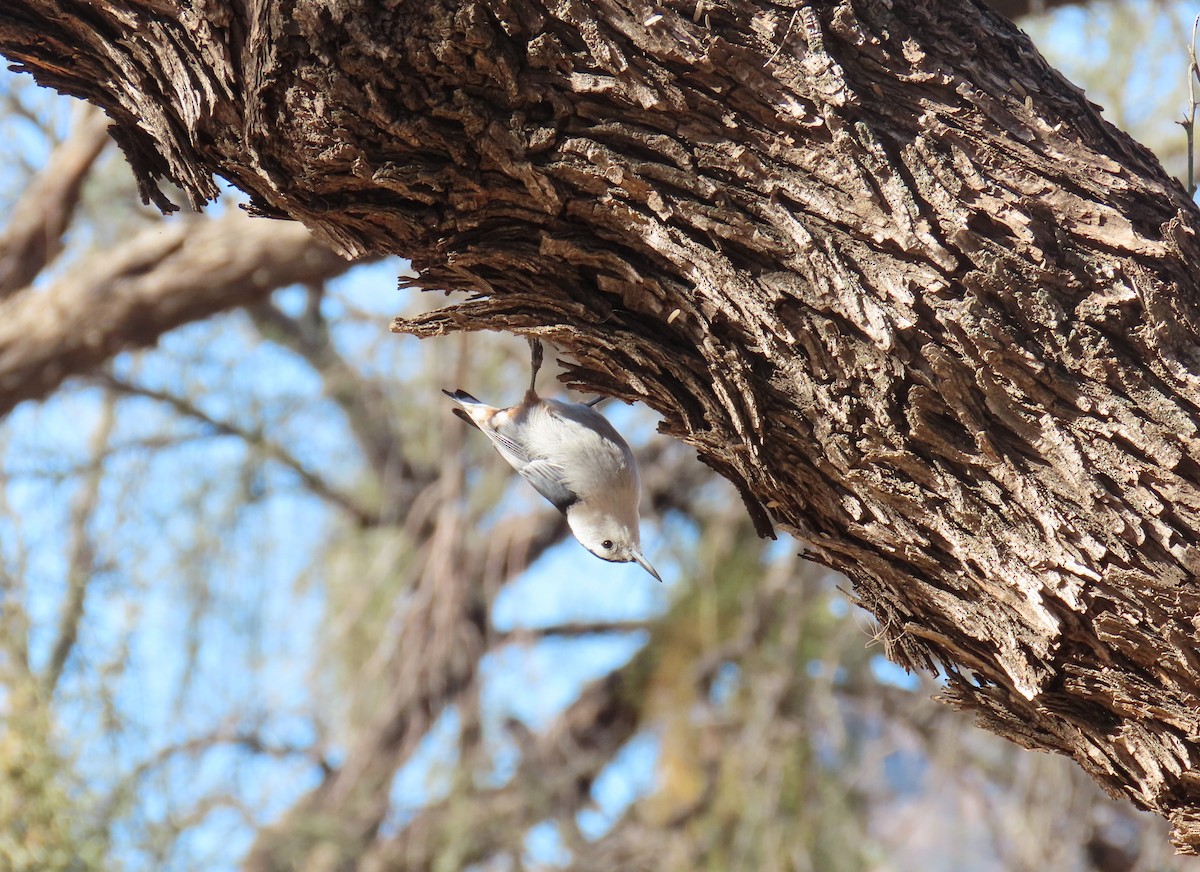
(478, 412, 581, 512)
(518, 459, 580, 512)
(539, 399, 639, 506)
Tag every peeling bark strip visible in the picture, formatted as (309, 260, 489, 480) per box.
(5, 0, 1200, 848)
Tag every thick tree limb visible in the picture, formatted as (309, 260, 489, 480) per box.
(5, 0, 1200, 850)
(0, 209, 349, 417)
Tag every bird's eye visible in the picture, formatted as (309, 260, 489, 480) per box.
(601, 540, 614, 550)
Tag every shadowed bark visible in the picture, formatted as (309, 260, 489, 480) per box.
(4, 0, 1200, 852)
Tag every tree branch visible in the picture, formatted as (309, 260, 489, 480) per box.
(42, 389, 114, 695)
(247, 293, 414, 491)
(360, 644, 655, 872)
(984, 0, 1084, 20)
(93, 373, 382, 527)
(0, 209, 351, 418)
(105, 726, 331, 819)
(0, 102, 111, 298)
(493, 620, 656, 643)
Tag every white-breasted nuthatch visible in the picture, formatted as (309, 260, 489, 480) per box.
(444, 338, 661, 581)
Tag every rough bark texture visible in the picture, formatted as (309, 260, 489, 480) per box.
(5, 0, 1200, 850)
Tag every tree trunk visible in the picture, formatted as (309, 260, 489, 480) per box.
(5, 0, 1200, 850)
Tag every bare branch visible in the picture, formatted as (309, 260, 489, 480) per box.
(247, 294, 413, 490)
(361, 638, 656, 872)
(493, 620, 656, 643)
(106, 727, 331, 815)
(42, 388, 115, 694)
(0, 102, 110, 297)
(93, 373, 382, 527)
(984, 0, 1087, 20)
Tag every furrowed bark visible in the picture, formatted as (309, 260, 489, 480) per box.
(4, 0, 1200, 849)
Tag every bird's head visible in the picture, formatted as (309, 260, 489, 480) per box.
(568, 508, 661, 582)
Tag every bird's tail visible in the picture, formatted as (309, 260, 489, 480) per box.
(442, 389, 484, 405)
(443, 389, 489, 429)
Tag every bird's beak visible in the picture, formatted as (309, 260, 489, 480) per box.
(631, 549, 662, 583)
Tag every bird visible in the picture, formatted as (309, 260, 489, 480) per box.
(443, 338, 661, 581)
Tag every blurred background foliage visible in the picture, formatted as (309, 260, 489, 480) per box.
(0, 1, 1198, 870)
